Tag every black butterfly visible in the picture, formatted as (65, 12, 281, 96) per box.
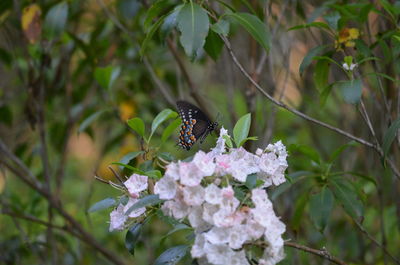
(176, 100, 218, 150)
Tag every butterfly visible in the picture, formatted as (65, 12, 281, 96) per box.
(176, 100, 218, 150)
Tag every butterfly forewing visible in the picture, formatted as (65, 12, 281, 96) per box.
(176, 100, 217, 150)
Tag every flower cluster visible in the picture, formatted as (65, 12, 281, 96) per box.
(109, 174, 148, 231)
(154, 128, 288, 265)
(335, 27, 360, 51)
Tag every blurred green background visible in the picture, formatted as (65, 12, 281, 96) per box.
(1, 0, 400, 264)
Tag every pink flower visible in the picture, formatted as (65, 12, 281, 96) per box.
(124, 174, 148, 197)
(192, 151, 216, 176)
(123, 198, 146, 218)
(154, 176, 177, 200)
(179, 162, 204, 187)
(109, 204, 127, 232)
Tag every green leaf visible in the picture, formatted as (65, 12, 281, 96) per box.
(177, 2, 210, 59)
(145, 170, 162, 179)
(290, 144, 321, 164)
(226, 12, 270, 51)
(319, 83, 333, 107)
(313, 59, 329, 92)
(245, 173, 257, 189)
(78, 109, 108, 133)
(211, 19, 230, 36)
(288, 22, 330, 31)
(88, 198, 117, 213)
(112, 162, 146, 175)
(329, 141, 358, 163)
(239, 136, 258, 147)
(161, 118, 181, 142)
(330, 177, 363, 221)
(382, 117, 400, 158)
(153, 245, 189, 265)
(94, 66, 120, 90)
(309, 187, 334, 232)
(141, 14, 168, 56)
(299, 45, 327, 75)
(223, 135, 233, 148)
(204, 30, 224, 61)
(144, 0, 171, 30)
(125, 223, 142, 255)
(291, 191, 309, 231)
(160, 5, 183, 39)
(127, 117, 145, 138)
(161, 224, 191, 242)
(44, 2, 68, 39)
(125, 195, 163, 216)
(335, 79, 362, 104)
(323, 11, 340, 30)
(233, 113, 251, 147)
(119, 151, 144, 168)
(150, 109, 178, 141)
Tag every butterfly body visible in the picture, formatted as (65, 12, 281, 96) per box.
(176, 100, 218, 150)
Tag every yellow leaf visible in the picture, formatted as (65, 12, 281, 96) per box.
(21, 4, 42, 43)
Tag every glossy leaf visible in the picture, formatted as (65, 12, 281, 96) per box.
(233, 113, 251, 147)
(323, 11, 340, 30)
(119, 151, 144, 168)
(331, 177, 363, 221)
(125, 223, 142, 255)
(150, 109, 178, 141)
(335, 79, 362, 104)
(94, 66, 120, 90)
(177, 2, 209, 59)
(299, 45, 327, 75)
(223, 135, 233, 148)
(309, 187, 334, 232)
(125, 195, 163, 216)
(88, 198, 117, 213)
(160, 5, 183, 39)
(161, 118, 181, 143)
(44, 2, 68, 39)
(141, 14, 168, 56)
(226, 12, 270, 51)
(153, 245, 189, 265)
(161, 224, 190, 242)
(204, 30, 224, 61)
(211, 19, 230, 36)
(288, 22, 330, 31)
(313, 59, 329, 92)
(245, 173, 257, 189)
(382, 117, 400, 158)
(127, 117, 145, 138)
(144, 0, 171, 29)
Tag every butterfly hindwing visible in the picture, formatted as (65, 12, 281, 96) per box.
(176, 100, 217, 150)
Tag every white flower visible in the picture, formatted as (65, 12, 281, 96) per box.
(229, 250, 250, 265)
(154, 176, 177, 200)
(109, 204, 127, 232)
(188, 206, 210, 231)
(209, 126, 228, 157)
(191, 233, 207, 258)
(202, 203, 219, 225)
(182, 185, 205, 206)
(124, 174, 148, 197)
(204, 184, 222, 205)
(228, 225, 249, 249)
(161, 199, 190, 219)
(164, 162, 180, 180)
(245, 219, 265, 240)
(204, 242, 234, 265)
(123, 197, 145, 218)
(179, 162, 204, 187)
(204, 227, 229, 245)
(343, 62, 357, 71)
(252, 189, 273, 208)
(193, 151, 216, 176)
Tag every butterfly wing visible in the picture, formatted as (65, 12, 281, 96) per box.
(176, 100, 215, 150)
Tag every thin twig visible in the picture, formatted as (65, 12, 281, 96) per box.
(221, 36, 400, 180)
(284, 242, 348, 265)
(354, 220, 400, 264)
